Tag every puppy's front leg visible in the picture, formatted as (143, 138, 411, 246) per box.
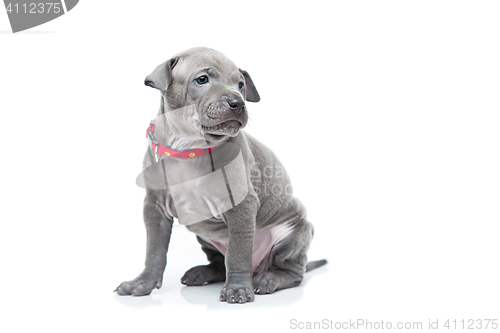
(220, 195, 258, 303)
(115, 189, 173, 296)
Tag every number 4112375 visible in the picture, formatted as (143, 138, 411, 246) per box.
(444, 319, 498, 330)
(5, 3, 62, 14)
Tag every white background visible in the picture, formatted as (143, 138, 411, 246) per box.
(1, 1, 499, 332)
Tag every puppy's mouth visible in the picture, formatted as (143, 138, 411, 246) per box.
(202, 119, 242, 142)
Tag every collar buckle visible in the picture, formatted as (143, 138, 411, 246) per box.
(147, 120, 160, 162)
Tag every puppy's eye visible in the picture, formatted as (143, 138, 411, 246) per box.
(238, 82, 244, 91)
(195, 75, 209, 85)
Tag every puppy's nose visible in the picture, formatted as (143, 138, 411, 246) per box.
(227, 96, 244, 115)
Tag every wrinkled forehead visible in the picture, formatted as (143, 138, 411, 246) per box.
(173, 52, 241, 81)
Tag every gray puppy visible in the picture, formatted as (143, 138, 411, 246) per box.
(115, 47, 326, 303)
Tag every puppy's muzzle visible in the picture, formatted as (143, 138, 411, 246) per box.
(227, 95, 245, 116)
(206, 94, 247, 122)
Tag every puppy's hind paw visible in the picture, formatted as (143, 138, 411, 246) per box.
(253, 270, 299, 295)
(181, 263, 225, 286)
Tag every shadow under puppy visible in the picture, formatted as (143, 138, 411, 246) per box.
(115, 47, 326, 303)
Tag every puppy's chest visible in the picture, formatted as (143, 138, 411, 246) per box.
(161, 148, 248, 226)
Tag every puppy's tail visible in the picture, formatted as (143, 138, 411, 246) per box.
(305, 259, 328, 272)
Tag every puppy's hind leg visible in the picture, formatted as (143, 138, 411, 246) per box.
(253, 219, 314, 295)
(181, 236, 226, 286)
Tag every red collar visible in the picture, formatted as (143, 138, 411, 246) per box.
(146, 120, 219, 161)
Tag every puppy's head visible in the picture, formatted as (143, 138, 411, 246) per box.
(145, 47, 260, 143)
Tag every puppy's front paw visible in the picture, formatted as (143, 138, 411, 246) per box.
(220, 284, 254, 304)
(114, 270, 162, 296)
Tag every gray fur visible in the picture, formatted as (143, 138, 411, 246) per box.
(115, 47, 326, 303)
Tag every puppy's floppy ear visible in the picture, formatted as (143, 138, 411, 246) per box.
(239, 68, 260, 102)
(144, 57, 180, 91)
